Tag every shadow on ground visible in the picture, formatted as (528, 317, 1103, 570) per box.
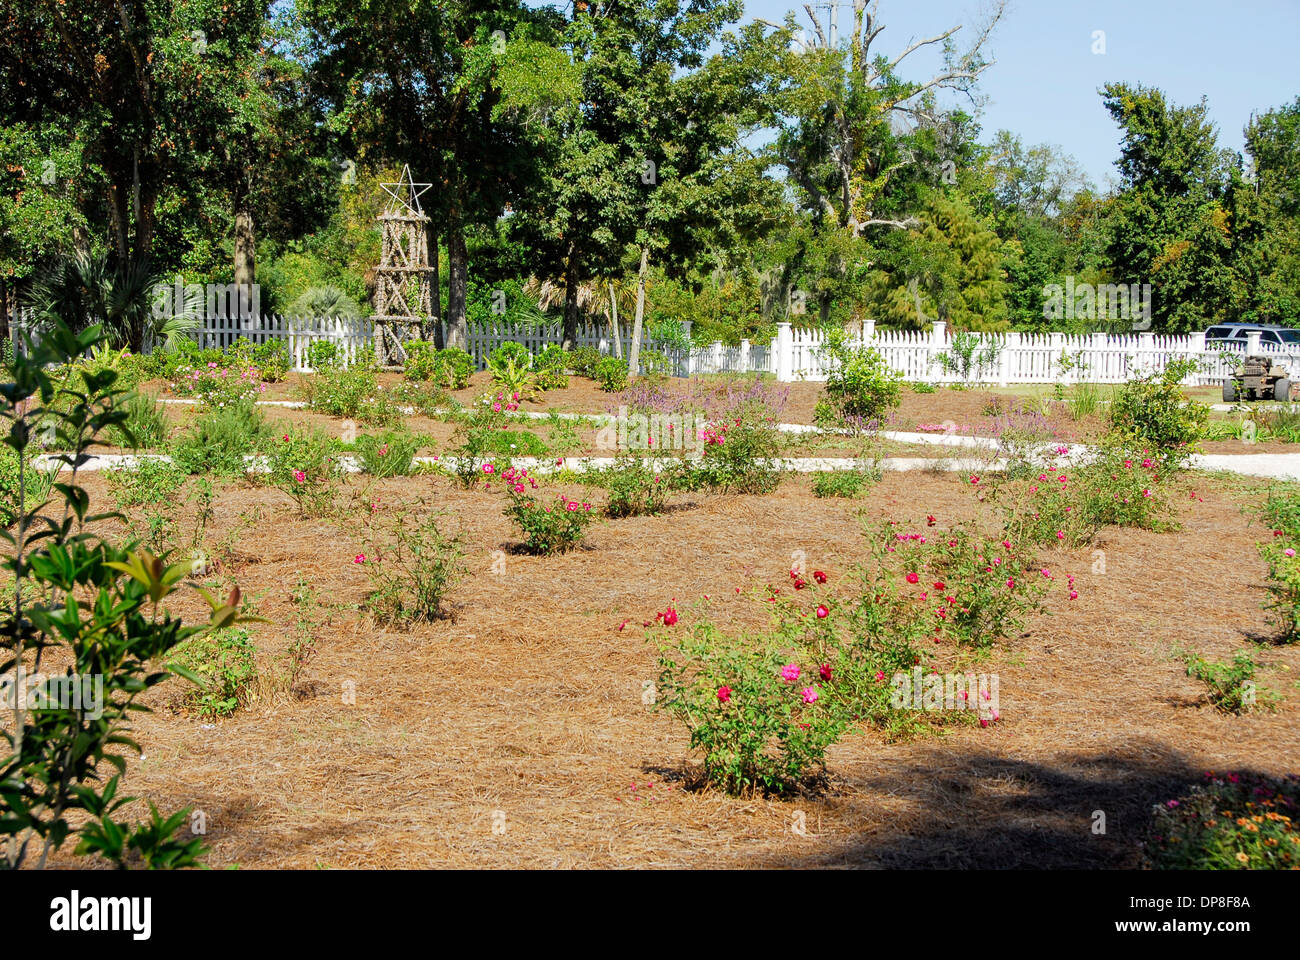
(759, 741, 1260, 869)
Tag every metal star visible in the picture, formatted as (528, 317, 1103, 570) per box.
(379, 164, 433, 215)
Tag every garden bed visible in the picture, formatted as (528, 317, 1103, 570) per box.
(40, 463, 1300, 869)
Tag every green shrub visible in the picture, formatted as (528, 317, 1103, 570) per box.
(405, 342, 474, 389)
(1182, 649, 1278, 714)
(462, 426, 547, 459)
(107, 458, 186, 509)
(487, 463, 595, 554)
(389, 379, 451, 416)
(170, 359, 266, 408)
(261, 425, 340, 516)
(593, 356, 629, 392)
(108, 391, 171, 450)
(0, 315, 253, 870)
(1144, 773, 1300, 869)
(819, 330, 902, 429)
(306, 339, 340, 371)
(866, 518, 1055, 649)
(252, 339, 292, 382)
(685, 405, 782, 495)
(361, 509, 464, 624)
(355, 429, 420, 477)
(1107, 358, 1208, 461)
(595, 457, 674, 517)
(170, 628, 260, 718)
(301, 365, 399, 425)
(434, 347, 475, 389)
(569, 345, 602, 376)
(653, 616, 857, 795)
(812, 470, 876, 498)
(1256, 488, 1300, 642)
(935, 331, 1000, 384)
(172, 402, 271, 476)
(487, 341, 534, 397)
(651, 506, 1071, 795)
(533, 344, 570, 391)
(995, 448, 1177, 548)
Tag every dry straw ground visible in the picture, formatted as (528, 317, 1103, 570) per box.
(44, 458, 1300, 869)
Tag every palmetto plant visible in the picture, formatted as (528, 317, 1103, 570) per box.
(289, 284, 363, 319)
(22, 252, 196, 352)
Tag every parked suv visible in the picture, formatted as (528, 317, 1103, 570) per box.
(1204, 323, 1300, 349)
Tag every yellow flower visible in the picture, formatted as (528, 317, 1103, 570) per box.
(1236, 852, 1250, 863)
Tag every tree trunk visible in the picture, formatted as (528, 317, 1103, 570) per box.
(429, 231, 443, 348)
(562, 239, 579, 350)
(234, 190, 256, 302)
(108, 182, 130, 264)
(627, 246, 649, 381)
(445, 212, 468, 349)
(610, 281, 622, 360)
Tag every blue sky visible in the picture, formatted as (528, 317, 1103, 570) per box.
(741, 0, 1300, 189)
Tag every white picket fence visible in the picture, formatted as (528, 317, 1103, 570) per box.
(463, 319, 685, 373)
(8, 309, 1295, 386)
(191, 314, 373, 370)
(772, 320, 1300, 387)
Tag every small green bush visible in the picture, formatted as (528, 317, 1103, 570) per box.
(596, 457, 674, 518)
(489, 463, 595, 554)
(355, 429, 420, 477)
(996, 448, 1177, 548)
(812, 470, 876, 498)
(306, 340, 340, 371)
(405, 342, 474, 389)
(569, 346, 602, 376)
(108, 392, 171, 450)
(301, 365, 400, 425)
(107, 458, 186, 509)
(261, 425, 341, 517)
(684, 405, 782, 495)
(172, 402, 270, 476)
(487, 341, 534, 397)
(252, 339, 292, 382)
(1107, 358, 1208, 462)
(819, 330, 902, 429)
(533, 344, 570, 391)
(593, 357, 629, 392)
(1182, 649, 1278, 714)
(170, 628, 260, 718)
(361, 510, 464, 624)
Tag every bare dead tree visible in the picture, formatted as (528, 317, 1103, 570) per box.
(761, 0, 1007, 238)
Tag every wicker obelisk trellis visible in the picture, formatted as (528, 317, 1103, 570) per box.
(371, 165, 434, 366)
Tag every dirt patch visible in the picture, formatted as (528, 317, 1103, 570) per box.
(38, 462, 1300, 869)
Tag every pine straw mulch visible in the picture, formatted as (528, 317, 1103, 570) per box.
(38, 461, 1300, 869)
